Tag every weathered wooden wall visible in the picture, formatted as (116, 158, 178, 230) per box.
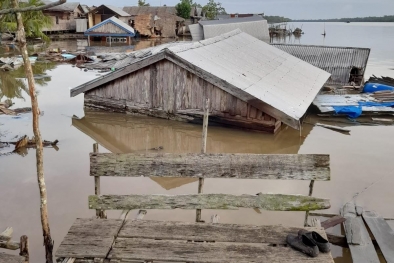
(85, 60, 280, 133)
(43, 11, 77, 31)
(90, 22, 127, 34)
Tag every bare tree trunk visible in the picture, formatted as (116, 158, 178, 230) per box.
(11, 1, 54, 262)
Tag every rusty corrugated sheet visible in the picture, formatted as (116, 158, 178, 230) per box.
(272, 44, 370, 85)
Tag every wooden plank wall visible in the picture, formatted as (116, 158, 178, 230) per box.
(91, 22, 128, 34)
(86, 60, 280, 132)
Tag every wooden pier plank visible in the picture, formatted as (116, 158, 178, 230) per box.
(341, 203, 379, 263)
(362, 210, 394, 263)
(113, 237, 334, 263)
(118, 220, 327, 244)
(90, 153, 330, 181)
(0, 253, 24, 263)
(88, 194, 331, 211)
(55, 218, 124, 259)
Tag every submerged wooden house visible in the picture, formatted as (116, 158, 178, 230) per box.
(85, 17, 135, 45)
(71, 29, 330, 133)
(42, 1, 87, 33)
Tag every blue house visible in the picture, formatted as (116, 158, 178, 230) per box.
(85, 16, 135, 45)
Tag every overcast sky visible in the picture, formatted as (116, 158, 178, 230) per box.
(82, 0, 394, 19)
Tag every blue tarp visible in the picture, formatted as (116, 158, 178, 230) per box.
(363, 83, 394, 93)
(332, 101, 394, 118)
(333, 106, 362, 118)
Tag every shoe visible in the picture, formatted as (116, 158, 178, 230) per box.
(286, 233, 319, 257)
(298, 229, 331, 253)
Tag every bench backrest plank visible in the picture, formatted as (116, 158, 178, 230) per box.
(88, 194, 331, 211)
(90, 153, 330, 181)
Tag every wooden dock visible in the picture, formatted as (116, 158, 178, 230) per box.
(341, 202, 394, 263)
(56, 218, 334, 263)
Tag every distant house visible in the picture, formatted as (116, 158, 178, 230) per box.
(88, 5, 131, 29)
(42, 1, 88, 32)
(217, 13, 265, 20)
(189, 16, 270, 42)
(123, 6, 184, 38)
(85, 17, 135, 45)
(70, 29, 330, 133)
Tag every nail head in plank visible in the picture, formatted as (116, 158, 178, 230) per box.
(362, 210, 394, 263)
(88, 194, 331, 211)
(90, 153, 330, 181)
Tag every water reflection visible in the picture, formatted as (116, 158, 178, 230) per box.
(72, 110, 314, 190)
(0, 61, 56, 100)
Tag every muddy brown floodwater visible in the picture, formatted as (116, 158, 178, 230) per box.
(1, 24, 394, 263)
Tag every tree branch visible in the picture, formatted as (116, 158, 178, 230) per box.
(0, 0, 66, 15)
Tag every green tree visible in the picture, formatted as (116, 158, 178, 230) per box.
(176, 0, 191, 19)
(138, 0, 150, 6)
(202, 0, 226, 20)
(0, 0, 52, 42)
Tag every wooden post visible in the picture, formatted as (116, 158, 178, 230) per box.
(304, 180, 315, 226)
(11, 1, 54, 262)
(196, 98, 209, 223)
(88, 36, 90, 47)
(19, 235, 29, 263)
(93, 143, 106, 219)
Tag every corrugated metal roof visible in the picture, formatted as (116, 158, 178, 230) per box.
(272, 44, 370, 85)
(85, 17, 135, 36)
(188, 24, 204, 41)
(192, 17, 270, 42)
(44, 1, 80, 12)
(168, 29, 330, 122)
(123, 6, 177, 16)
(199, 16, 265, 25)
(103, 5, 130, 17)
(81, 5, 90, 14)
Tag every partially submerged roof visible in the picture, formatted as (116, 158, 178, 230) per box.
(123, 6, 177, 16)
(90, 5, 130, 17)
(71, 29, 330, 129)
(189, 16, 270, 42)
(272, 44, 370, 85)
(85, 17, 135, 37)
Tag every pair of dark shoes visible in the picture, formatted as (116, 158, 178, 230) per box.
(286, 229, 330, 257)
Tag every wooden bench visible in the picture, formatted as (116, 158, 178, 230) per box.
(55, 151, 333, 262)
(56, 101, 333, 262)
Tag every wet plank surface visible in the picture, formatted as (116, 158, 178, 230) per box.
(113, 238, 334, 263)
(118, 220, 323, 244)
(363, 210, 394, 263)
(89, 194, 331, 211)
(55, 218, 123, 258)
(341, 203, 380, 263)
(0, 253, 24, 263)
(58, 219, 334, 262)
(90, 153, 330, 181)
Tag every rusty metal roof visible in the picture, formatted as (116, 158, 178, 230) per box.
(271, 44, 370, 85)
